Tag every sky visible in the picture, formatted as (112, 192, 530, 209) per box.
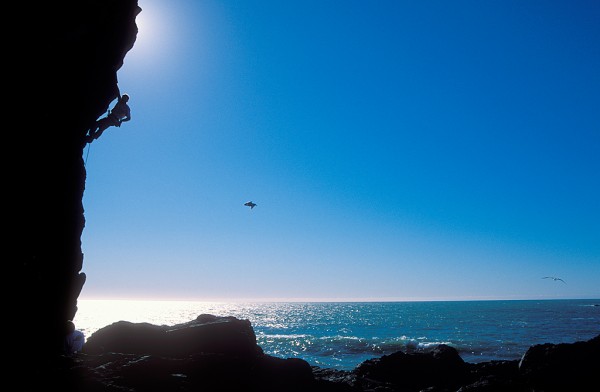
(80, 0, 600, 302)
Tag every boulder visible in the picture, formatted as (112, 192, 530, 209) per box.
(354, 344, 469, 391)
(79, 315, 319, 391)
(84, 314, 263, 357)
(519, 334, 600, 391)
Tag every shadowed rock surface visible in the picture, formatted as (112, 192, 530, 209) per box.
(14, 2, 599, 391)
(52, 316, 599, 391)
(353, 344, 470, 390)
(14, 0, 140, 388)
(84, 314, 264, 357)
(518, 334, 600, 392)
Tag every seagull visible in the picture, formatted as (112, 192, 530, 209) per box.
(244, 201, 256, 209)
(542, 276, 566, 284)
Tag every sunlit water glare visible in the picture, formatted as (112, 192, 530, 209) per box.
(75, 299, 600, 370)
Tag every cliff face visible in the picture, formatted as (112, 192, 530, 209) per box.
(16, 0, 140, 360)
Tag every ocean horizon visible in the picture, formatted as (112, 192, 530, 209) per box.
(75, 298, 600, 370)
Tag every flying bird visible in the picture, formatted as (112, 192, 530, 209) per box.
(542, 276, 566, 284)
(244, 201, 256, 209)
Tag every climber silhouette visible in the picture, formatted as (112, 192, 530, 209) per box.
(86, 93, 131, 143)
(64, 320, 85, 355)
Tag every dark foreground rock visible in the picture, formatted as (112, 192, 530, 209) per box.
(15, 0, 141, 365)
(518, 334, 600, 392)
(84, 314, 263, 357)
(29, 315, 599, 392)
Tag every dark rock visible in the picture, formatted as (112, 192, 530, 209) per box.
(468, 360, 520, 380)
(167, 314, 264, 356)
(79, 315, 319, 391)
(84, 314, 262, 357)
(458, 360, 527, 391)
(15, 0, 141, 373)
(14, 1, 600, 391)
(24, 318, 600, 392)
(519, 334, 600, 391)
(253, 356, 316, 389)
(84, 321, 164, 355)
(354, 344, 469, 391)
(65, 351, 318, 392)
(313, 366, 358, 385)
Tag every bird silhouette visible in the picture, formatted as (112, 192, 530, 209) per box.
(542, 276, 566, 284)
(244, 201, 256, 209)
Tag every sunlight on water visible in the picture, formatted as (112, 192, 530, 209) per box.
(76, 300, 235, 338)
(75, 299, 600, 370)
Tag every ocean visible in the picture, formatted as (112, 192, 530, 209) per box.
(75, 299, 600, 370)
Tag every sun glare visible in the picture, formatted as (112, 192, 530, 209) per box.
(123, 1, 214, 80)
(124, 1, 187, 74)
(130, 3, 166, 60)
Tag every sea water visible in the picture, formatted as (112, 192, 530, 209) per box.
(75, 299, 600, 370)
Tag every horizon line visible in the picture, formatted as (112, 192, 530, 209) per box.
(78, 295, 600, 303)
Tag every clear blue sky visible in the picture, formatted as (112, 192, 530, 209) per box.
(81, 0, 599, 301)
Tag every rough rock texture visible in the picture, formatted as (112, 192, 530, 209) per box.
(13, 2, 600, 391)
(57, 315, 319, 392)
(47, 316, 600, 392)
(518, 334, 600, 392)
(14, 0, 140, 380)
(353, 344, 470, 391)
(84, 314, 264, 357)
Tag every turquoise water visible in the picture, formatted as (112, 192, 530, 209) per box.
(76, 299, 600, 370)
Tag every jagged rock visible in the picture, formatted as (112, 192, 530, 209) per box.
(354, 344, 469, 391)
(16, 0, 141, 369)
(84, 314, 263, 357)
(57, 351, 317, 392)
(14, 1, 600, 391)
(518, 334, 600, 391)
(75, 315, 319, 391)
(458, 360, 527, 392)
(24, 317, 600, 392)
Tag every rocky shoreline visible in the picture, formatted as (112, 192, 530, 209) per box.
(31, 315, 599, 392)
(18, 2, 596, 390)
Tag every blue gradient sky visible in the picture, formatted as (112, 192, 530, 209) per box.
(81, 0, 599, 301)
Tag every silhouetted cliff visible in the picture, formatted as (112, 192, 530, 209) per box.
(11, 3, 600, 391)
(14, 0, 140, 377)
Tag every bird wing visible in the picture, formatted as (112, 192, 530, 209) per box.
(542, 276, 566, 283)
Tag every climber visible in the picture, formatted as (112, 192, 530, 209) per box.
(86, 93, 131, 143)
(64, 320, 85, 355)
